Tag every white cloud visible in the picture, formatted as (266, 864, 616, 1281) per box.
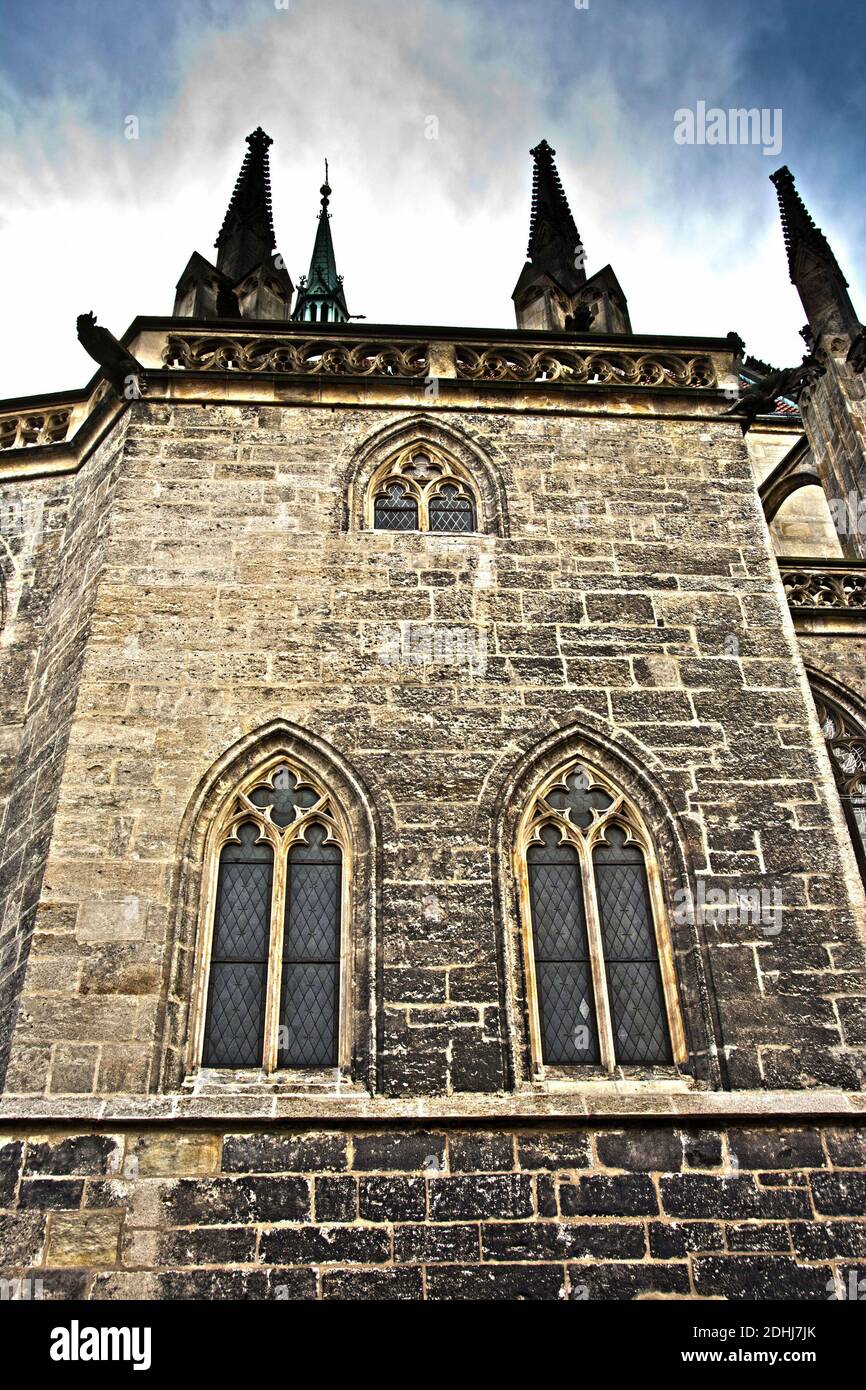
(0, 0, 861, 398)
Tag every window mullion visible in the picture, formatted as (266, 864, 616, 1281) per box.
(582, 847, 616, 1072)
(262, 839, 287, 1073)
(515, 844, 546, 1075)
(645, 863, 688, 1064)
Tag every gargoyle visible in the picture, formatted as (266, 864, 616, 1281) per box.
(723, 356, 825, 428)
(847, 328, 866, 375)
(76, 312, 146, 397)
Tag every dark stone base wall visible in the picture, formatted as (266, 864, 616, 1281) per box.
(2, 1121, 864, 1301)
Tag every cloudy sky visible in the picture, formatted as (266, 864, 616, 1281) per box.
(1, 0, 864, 398)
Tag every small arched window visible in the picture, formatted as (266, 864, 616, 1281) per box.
(517, 760, 685, 1074)
(374, 482, 418, 531)
(812, 685, 866, 884)
(368, 445, 480, 533)
(429, 484, 475, 534)
(199, 760, 349, 1072)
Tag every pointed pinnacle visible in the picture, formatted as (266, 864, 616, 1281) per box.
(770, 165, 847, 287)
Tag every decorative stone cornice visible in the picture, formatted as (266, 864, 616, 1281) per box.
(780, 561, 866, 610)
(160, 333, 718, 389)
(0, 318, 738, 478)
(163, 333, 428, 377)
(455, 344, 716, 387)
(0, 406, 73, 451)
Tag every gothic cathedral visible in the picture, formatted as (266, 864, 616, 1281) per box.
(1, 131, 865, 1300)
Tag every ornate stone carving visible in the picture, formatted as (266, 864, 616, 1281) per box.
(0, 409, 71, 450)
(163, 335, 428, 377)
(725, 357, 824, 424)
(814, 696, 866, 800)
(780, 565, 866, 610)
(365, 443, 479, 532)
(455, 345, 716, 388)
(77, 312, 147, 397)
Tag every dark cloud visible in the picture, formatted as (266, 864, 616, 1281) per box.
(1, 0, 864, 395)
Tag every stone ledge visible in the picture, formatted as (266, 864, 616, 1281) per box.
(0, 1088, 864, 1128)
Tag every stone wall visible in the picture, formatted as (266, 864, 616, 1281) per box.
(1, 1122, 864, 1300)
(0, 420, 129, 1087)
(800, 636, 866, 706)
(2, 397, 865, 1099)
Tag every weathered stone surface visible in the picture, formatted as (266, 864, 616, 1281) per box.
(692, 1255, 831, 1300)
(46, 1211, 123, 1267)
(559, 1175, 659, 1217)
(222, 1132, 347, 1174)
(1, 319, 865, 1300)
(428, 1174, 533, 1221)
(25, 1134, 122, 1177)
(727, 1126, 825, 1170)
(127, 1131, 220, 1178)
(352, 1132, 445, 1173)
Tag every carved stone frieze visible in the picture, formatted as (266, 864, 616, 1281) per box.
(0, 409, 72, 451)
(163, 335, 429, 378)
(454, 345, 717, 388)
(780, 564, 866, 610)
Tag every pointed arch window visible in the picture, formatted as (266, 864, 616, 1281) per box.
(517, 760, 686, 1074)
(374, 482, 418, 532)
(812, 686, 866, 884)
(198, 759, 350, 1072)
(368, 445, 480, 534)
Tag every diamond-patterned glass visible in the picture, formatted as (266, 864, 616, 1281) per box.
(606, 963, 672, 1064)
(528, 827, 588, 960)
(528, 825, 599, 1064)
(204, 963, 267, 1067)
(374, 483, 418, 531)
(593, 826, 671, 1064)
(429, 484, 475, 534)
(249, 766, 319, 827)
(536, 962, 600, 1064)
(204, 824, 272, 1067)
(211, 861, 271, 959)
(594, 834, 656, 962)
(546, 768, 614, 827)
(279, 823, 340, 1067)
(279, 964, 338, 1067)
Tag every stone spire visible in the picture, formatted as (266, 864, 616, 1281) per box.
(512, 140, 630, 335)
(770, 165, 858, 342)
(769, 166, 866, 559)
(215, 127, 277, 283)
(292, 163, 349, 324)
(173, 128, 293, 322)
(525, 139, 585, 297)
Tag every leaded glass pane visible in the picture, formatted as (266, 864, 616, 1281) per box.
(279, 964, 338, 1067)
(528, 825, 599, 1064)
(203, 822, 272, 1067)
(593, 826, 671, 1065)
(429, 484, 475, 534)
(205, 964, 268, 1068)
(606, 962, 671, 1065)
(279, 823, 341, 1067)
(374, 482, 418, 531)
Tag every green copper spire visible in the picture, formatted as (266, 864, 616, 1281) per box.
(292, 161, 349, 323)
